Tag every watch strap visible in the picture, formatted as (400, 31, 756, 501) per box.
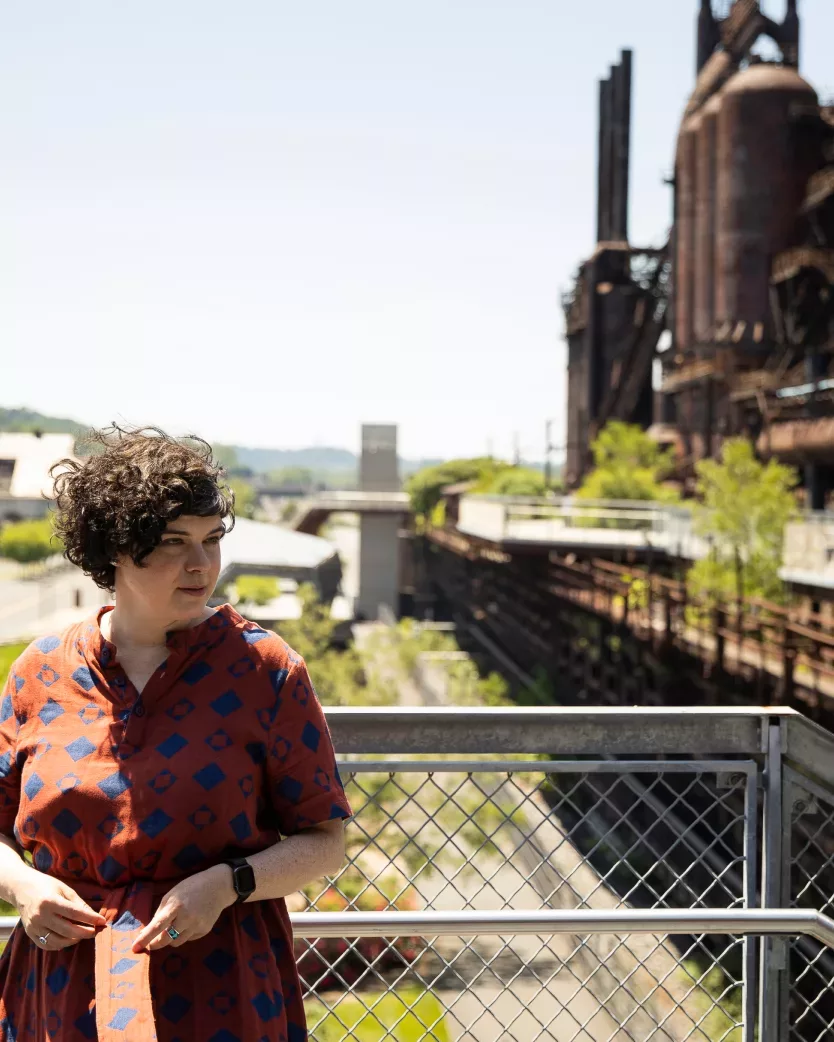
(224, 857, 255, 903)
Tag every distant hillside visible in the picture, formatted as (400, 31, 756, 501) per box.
(0, 406, 445, 481)
(0, 407, 88, 438)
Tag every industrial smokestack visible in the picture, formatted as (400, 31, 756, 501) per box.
(697, 1, 718, 75)
(783, 0, 800, 67)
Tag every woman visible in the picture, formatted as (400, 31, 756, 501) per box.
(0, 426, 351, 1041)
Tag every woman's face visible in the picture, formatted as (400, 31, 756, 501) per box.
(113, 514, 226, 621)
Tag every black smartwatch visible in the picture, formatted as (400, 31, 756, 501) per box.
(223, 857, 256, 904)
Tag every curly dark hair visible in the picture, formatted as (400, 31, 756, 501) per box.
(51, 424, 236, 591)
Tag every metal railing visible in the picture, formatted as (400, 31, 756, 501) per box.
(2, 707, 832, 1041)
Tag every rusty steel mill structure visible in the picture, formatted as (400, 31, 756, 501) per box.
(565, 0, 834, 507)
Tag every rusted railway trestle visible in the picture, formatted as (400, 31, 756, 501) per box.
(419, 529, 834, 730)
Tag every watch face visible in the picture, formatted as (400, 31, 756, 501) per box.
(234, 864, 256, 895)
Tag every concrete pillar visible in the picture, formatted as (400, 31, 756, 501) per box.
(357, 424, 401, 620)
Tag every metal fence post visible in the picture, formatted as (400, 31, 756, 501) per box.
(759, 719, 789, 1041)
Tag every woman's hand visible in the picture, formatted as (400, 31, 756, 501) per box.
(132, 865, 235, 952)
(16, 872, 106, 951)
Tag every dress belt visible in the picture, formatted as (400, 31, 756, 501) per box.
(71, 878, 174, 1042)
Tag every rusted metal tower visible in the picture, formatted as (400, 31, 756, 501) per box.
(658, 0, 834, 505)
(564, 52, 670, 488)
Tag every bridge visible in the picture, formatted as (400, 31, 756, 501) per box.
(286, 489, 410, 535)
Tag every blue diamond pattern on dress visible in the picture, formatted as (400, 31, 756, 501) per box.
(35, 636, 61, 654)
(270, 737, 291, 764)
(23, 773, 44, 800)
(12, 671, 23, 693)
(98, 772, 132, 799)
(277, 776, 303, 803)
(78, 702, 103, 724)
(65, 736, 96, 762)
(166, 698, 195, 720)
(245, 742, 266, 765)
(206, 729, 232, 752)
(0, 696, 13, 724)
(193, 763, 225, 790)
(46, 967, 69, 994)
(210, 690, 242, 717)
(52, 809, 83, 838)
(182, 661, 212, 685)
(228, 656, 255, 679)
(97, 814, 124, 839)
(36, 665, 60, 687)
(71, 666, 95, 692)
(270, 668, 289, 695)
(74, 1008, 96, 1039)
(208, 1030, 242, 1042)
(203, 948, 235, 977)
(161, 994, 192, 1023)
(61, 853, 88, 876)
(188, 805, 217, 829)
(38, 700, 64, 726)
(173, 844, 205, 873)
(139, 809, 173, 838)
(148, 769, 177, 794)
(57, 773, 80, 792)
(98, 855, 127, 882)
(252, 991, 282, 1021)
(229, 812, 252, 843)
(34, 847, 53, 871)
(0, 752, 12, 780)
(242, 627, 268, 644)
(301, 721, 320, 752)
(156, 733, 188, 759)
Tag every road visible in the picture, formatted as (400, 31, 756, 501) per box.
(0, 564, 105, 644)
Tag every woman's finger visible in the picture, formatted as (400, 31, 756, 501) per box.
(132, 903, 177, 951)
(40, 916, 99, 941)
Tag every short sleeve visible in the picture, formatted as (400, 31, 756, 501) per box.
(266, 657, 352, 836)
(0, 663, 22, 837)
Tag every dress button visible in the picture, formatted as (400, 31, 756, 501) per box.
(134, 702, 145, 718)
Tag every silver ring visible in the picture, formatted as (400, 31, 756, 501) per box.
(37, 932, 50, 946)
(166, 926, 180, 940)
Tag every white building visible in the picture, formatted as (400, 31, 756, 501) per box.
(0, 432, 77, 523)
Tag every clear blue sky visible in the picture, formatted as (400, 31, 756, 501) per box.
(1, 1, 831, 462)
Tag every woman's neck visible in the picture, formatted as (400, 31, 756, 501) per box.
(103, 602, 213, 651)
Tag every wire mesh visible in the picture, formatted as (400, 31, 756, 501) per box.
(296, 761, 755, 1042)
(788, 770, 834, 1042)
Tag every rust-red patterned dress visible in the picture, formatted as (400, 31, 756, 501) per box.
(0, 603, 351, 1041)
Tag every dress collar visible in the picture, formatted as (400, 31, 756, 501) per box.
(85, 603, 244, 668)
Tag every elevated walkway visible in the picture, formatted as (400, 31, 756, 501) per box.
(287, 489, 410, 535)
(456, 494, 710, 559)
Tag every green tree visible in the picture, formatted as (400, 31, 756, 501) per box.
(230, 478, 257, 520)
(687, 438, 798, 606)
(277, 584, 392, 707)
(404, 458, 495, 518)
(577, 421, 678, 502)
(0, 519, 62, 564)
(235, 575, 279, 607)
(482, 466, 550, 497)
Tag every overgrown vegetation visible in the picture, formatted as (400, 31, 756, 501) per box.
(0, 518, 62, 564)
(405, 457, 556, 523)
(577, 421, 678, 503)
(234, 574, 280, 607)
(687, 438, 798, 608)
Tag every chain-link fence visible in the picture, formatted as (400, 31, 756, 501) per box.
(787, 766, 834, 1042)
(278, 708, 834, 1041)
(298, 759, 755, 1041)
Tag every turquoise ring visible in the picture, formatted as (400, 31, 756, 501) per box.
(167, 926, 180, 940)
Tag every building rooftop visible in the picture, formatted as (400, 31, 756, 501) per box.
(0, 432, 77, 499)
